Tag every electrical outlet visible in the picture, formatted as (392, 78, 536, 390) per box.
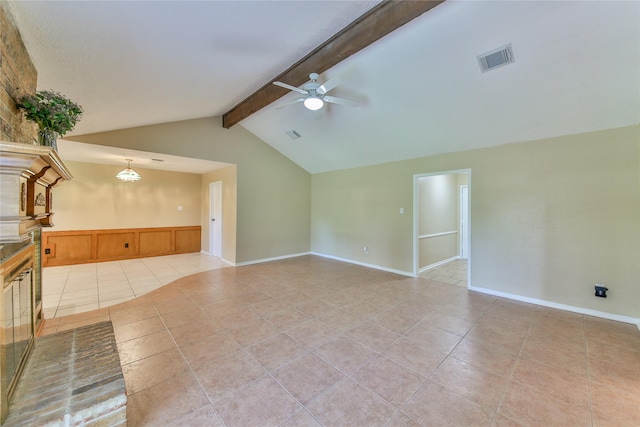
(594, 284, 608, 298)
(363, 246, 369, 254)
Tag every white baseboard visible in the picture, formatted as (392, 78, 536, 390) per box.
(234, 252, 312, 267)
(418, 256, 460, 273)
(469, 285, 640, 327)
(203, 250, 640, 331)
(310, 252, 414, 277)
(200, 250, 235, 267)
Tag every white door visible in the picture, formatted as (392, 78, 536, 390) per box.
(209, 181, 222, 257)
(459, 185, 469, 259)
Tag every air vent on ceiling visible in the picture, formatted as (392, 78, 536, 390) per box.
(478, 44, 514, 73)
(286, 130, 301, 140)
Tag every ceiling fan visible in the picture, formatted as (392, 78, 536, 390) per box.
(273, 73, 358, 111)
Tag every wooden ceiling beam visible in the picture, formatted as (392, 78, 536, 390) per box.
(222, 0, 445, 128)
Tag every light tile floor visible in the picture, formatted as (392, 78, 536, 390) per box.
(42, 252, 228, 318)
(420, 258, 468, 287)
(41, 255, 640, 427)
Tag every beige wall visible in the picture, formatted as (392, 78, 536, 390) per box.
(311, 161, 413, 270)
(201, 165, 237, 264)
(312, 125, 640, 319)
(69, 117, 311, 263)
(418, 175, 458, 235)
(418, 174, 460, 268)
(419, 234, 458, 269)
(51, 161, 201, 230)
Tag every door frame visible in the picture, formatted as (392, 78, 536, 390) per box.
(413, 168, 471, 287)
(209, 181, 223, 257)
(459, 184, 469, 259)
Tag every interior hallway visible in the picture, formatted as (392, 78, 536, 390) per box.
(41, 255, 640, 426)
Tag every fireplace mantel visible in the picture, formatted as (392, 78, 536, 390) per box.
(0, 141, 73, 244)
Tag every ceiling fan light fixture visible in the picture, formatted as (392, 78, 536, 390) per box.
(303, 96, 324, 111)
(116, 159, 142, 182)
(273, 72, 357, 111)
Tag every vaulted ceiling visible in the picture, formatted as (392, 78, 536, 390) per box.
(8, 0, 640, 174)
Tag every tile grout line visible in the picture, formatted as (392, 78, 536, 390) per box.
(582, 313, 596, 427)
(491, 303, 547, 426)
(150, 289, 231, 426)
(478, 295, 517, 426)
(393, 293, 497, 425)
(241, 347, 325, 427)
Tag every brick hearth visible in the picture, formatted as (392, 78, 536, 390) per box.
(4, 322, 126, 426)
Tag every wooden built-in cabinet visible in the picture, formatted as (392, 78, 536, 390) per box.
(42, 226, 201, 267)
(1, 245, 34, 423)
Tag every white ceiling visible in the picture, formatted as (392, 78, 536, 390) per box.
(8, 0, 640, 174)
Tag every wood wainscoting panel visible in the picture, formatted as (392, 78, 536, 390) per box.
(175, 229, 200, 253)
(45, 234, 92, 265)
(139, 230, 172, 257)
(42, 226, 201, 267)
(97, 232, 136, 260)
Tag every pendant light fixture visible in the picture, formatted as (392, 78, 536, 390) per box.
(116, 159, 142, 182)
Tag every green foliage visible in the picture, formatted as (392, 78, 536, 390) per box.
(17, 90, 83, 136)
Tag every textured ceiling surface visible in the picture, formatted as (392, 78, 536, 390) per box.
(9, 1, 640, 174)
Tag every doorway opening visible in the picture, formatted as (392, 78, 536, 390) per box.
(413, 169, 471, 287)
(209, 181, 222, 257)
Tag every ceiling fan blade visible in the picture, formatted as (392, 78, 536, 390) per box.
(275, 97, 305, 109)
(323, 95, 358, 107)
(317, 77, 341, 95)
(273, 81, 308, 95)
